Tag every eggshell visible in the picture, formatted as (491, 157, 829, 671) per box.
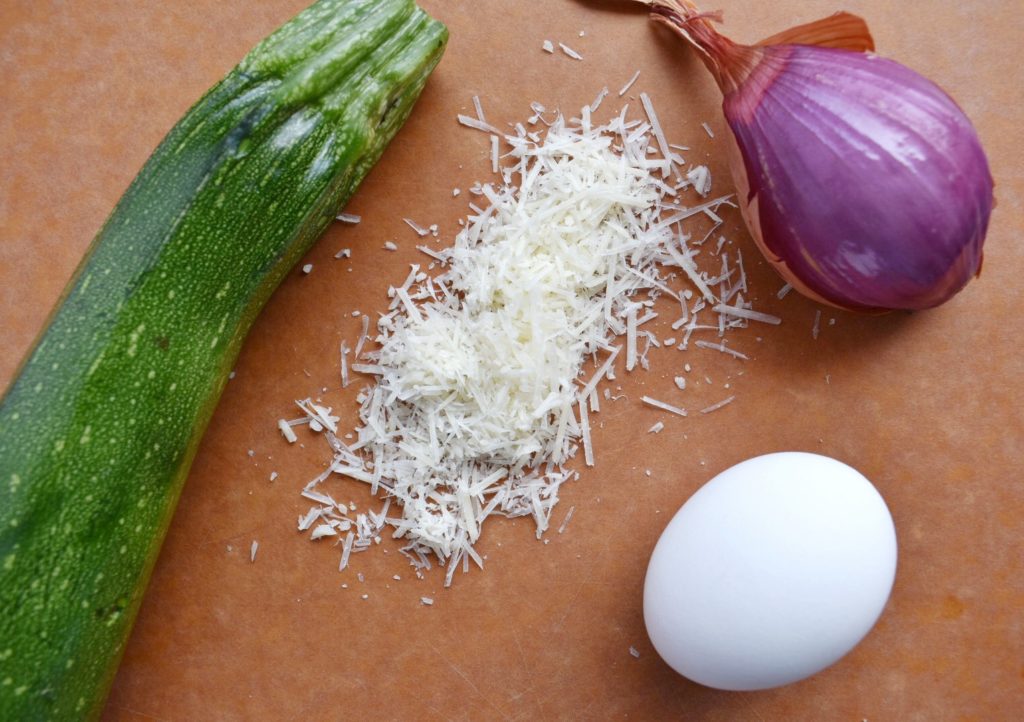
(643, 452, 897, 690)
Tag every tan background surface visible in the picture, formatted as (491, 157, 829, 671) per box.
(2, 0, 1022, 719)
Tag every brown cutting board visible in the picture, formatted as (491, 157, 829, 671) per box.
(2, 0, 1022, 719)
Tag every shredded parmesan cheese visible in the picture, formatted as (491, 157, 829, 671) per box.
(283, 94, 779, 585)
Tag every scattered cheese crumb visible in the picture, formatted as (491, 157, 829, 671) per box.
(542, 40, 554, 53)
(686, 166, 712, 197)
(648, 421, 665, 434)
(618, 70, 641, 97)
(277, 419, 297, 444)
(310, 524, 337, 540)
(695, 339, 749, 361)
(302, 263, 313, 274)
(384, 241, 398, 252)
(557, 506, 576, 534)
(700, 395, 735, 414)
(713, 303, 781, 325)
(642, 396, 687, 417)
(403, 218, 429, 236)
(336, 212, 361, 223)
(559, 42, 583, 60)
(458, 114, 501, 134)
(629, 646, 641, 658)
(250, 540, 258, 562)
(421, 596, 434, 605)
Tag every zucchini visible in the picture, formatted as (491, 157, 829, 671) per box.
(0, 0, 447, 718)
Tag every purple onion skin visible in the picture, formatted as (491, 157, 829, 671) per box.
(725, 46, 993, 312)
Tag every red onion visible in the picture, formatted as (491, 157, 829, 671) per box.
(636, 1, 994, 312)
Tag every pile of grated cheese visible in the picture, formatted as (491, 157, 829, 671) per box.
(284, 92, 779, 586)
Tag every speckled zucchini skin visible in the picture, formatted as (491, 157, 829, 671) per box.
(0, 1, 446, 717)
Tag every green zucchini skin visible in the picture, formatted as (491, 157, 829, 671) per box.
(0, 1, 446, 718)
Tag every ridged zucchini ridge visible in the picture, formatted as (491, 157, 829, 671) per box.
(0, 1, 447, 717)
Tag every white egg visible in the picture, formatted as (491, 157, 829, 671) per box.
(643, 452, 897, 691)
